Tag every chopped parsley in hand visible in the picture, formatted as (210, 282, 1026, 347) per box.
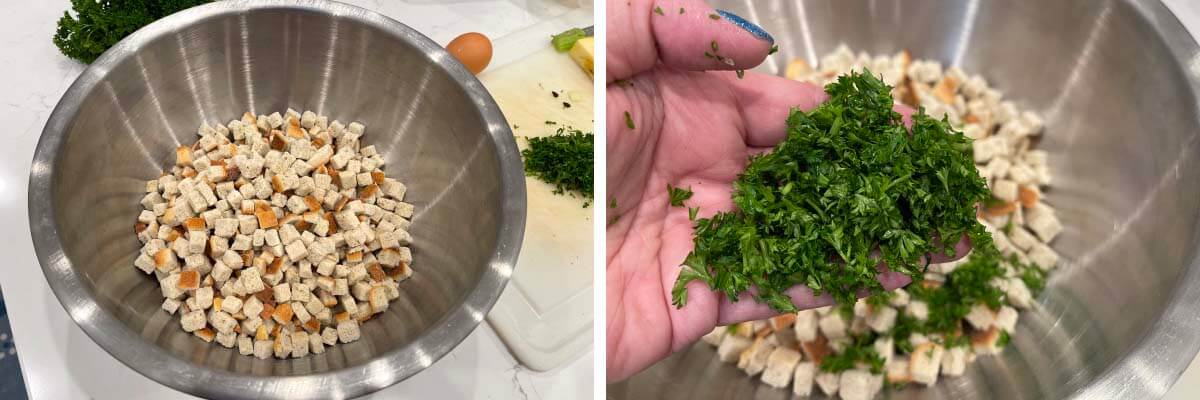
(667, 184, 694, 207)
(671, 70, 992, 313)
(522, 127, 594, 205)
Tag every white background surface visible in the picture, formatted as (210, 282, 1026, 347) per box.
(0, 0, 592, 399)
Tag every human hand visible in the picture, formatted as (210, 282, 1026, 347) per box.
(604, 0, 970, 382)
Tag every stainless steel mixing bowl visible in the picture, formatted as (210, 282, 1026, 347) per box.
(28, 1, 525, 398)
(609, 0, 1200, 399)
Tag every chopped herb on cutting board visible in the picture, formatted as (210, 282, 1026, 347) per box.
(522, 127, 595, 207)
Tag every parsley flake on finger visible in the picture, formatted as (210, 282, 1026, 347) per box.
(671, 70, 992, 313)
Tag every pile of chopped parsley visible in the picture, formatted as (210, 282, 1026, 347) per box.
(521, 127, 594, 206)
(672, 70, 992, 313)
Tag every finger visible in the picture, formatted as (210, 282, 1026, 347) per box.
(714, 269, 912, 326)
(712, 232, 970, 325)
(720, 71, 827, 147)
(925, 233, 973, 264)
(727, 74, 921, 148)
(608, 0, 776, 82)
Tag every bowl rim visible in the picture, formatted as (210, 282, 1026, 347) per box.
(1076, 1, 1200, 396)
(27, 0, 526, 398)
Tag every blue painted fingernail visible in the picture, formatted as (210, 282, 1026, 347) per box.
(715, 9, 774, 44)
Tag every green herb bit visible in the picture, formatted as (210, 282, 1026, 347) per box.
(769, 44, 779, 55)
(820, 334, 885, 374)
(545, 121, 557, 125)
(736, 70, 745, 79)
(667, 184, 693, 207)
(709, 13, 721, 20)
(672, 69, 991, 313)
(679, 7, 685, 14)
(609, 198, 618, 209)
(997, 330, 1012, 347)
(711, 40, 719, 52)
(521, 128, 595, 203)
(653, 6, 664, 16)
(624, 111, 636, 129)
(688, 207, 699, 221)
(551, 28, 587, 52)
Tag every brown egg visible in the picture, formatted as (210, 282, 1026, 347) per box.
(446, 32, 492, 75)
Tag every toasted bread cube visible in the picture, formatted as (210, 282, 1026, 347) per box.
(194, 328, 216, 343)
(368, 286, 388, 313)
(221, 296, 243, 314)
(972, 327, 1003, 355)
(941, 346, 968, 377)
(964, 304, 996, 330)
(815, 371, 840, 396)
(252, 340, 272, 359)
(887, 356, 911, 384)
(337, 320, 360, 343)
(716, 334, 751, 363)
(761, 347, 801, 388)
(272, 302, 293, 324)
(160, 274, 184, 299)
(292, 301, 312, 323)
(700, 327, 727, 346)
(818, 312, 847, 340)
(195, 287, 214, 309)
(340, 295, 359, 316)
(216, 331, 237, 348)
(161, 298, 182, 314)
(272, 283, 292, 303)
(738, 337, 776, 376)
(910, 342, 945, 386)
(238, 335, 254, 355)
(907, 300, 929, 321)
(866, 305, 898, 333)
(181, 310, 206, 332)
(1028, 243, 1060, 270)
(290, 331, 310, 358)
(273, 331, 293, 359)
(994, 305, 1019, 332)
(839, 369, 875, 400)
(178, 270, 200, 290)
(176, 146, 194, 166)
(210, 311, 237, 334)
(793, 309, 818, 342)
(321, 327, 339, 345)
(333, 278, 349, 296)
(792, 361, 816, 396)
(308, 332, 326, 354)
(240, 268, 265, 292)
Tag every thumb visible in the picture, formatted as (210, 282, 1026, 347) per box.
(608, 0, 775, 82)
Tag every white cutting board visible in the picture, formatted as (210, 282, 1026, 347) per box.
(480, 10, 594, 372)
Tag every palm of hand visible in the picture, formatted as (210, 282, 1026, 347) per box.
(606, 66, 784, 381)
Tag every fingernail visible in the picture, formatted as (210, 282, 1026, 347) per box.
(715, 9, 774, 44)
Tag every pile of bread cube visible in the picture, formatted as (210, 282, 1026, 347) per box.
(697, 46, 1065, 400)
(133, 109, 415, 359)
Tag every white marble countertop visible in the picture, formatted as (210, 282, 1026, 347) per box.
(0, 0, 591, 399)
